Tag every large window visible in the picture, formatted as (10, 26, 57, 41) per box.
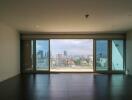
(22, 40, 33, 71)
(36, 40, 49, 71)
(50, 39, 93, 72)
(112, 40, 124, 71)
(96, 40, 108, 71)
(21, 38, 125, 73)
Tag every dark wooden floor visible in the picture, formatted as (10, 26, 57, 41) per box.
(0, 73, 132, 100)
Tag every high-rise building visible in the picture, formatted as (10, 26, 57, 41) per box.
(64, 50, 67, 57)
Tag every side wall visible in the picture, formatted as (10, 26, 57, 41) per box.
(126, 31, 132, 75)
(0, 23, 20, 82)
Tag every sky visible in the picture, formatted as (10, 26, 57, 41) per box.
(36, 39, 93, 56)
(50, 39, 93, 56)
(36, 40, 49, 52)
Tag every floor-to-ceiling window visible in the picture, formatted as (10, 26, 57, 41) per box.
(50, 39, 93, 72)
(112, 40, 124, 71)
(36, 40, 49, 71)
(96, 40, 108, 71)
(22, 40, 33, 72)
(21, 34, 125, 73)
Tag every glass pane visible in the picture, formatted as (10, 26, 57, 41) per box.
(50, 39, 93, 72)
(96, 40, 108, 71)
(23, 40, 33, 71)
(31, 40, 34, 69)
(112, 40, 124, 71)
(36, 40, 49, 71)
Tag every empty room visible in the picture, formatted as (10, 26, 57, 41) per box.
(0, 0, 132, 100)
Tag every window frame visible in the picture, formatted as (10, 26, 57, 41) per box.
(20, 34, 126, 74)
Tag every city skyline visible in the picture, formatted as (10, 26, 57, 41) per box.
(50, 39, 93, 56)
(36, 39, 93, 57)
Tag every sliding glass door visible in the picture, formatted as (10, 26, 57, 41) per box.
(96, 40, 108, 71)
(36, 40, 49, 71)
(21, 39, 125, 73)
(95, 40, 125, 72)
(22, 40, 33, 72)
(112, 40, 124, 71)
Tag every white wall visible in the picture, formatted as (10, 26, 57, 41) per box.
(0, 23, 20, 82)
(126, 31, 132, 75)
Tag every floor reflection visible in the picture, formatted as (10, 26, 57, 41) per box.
(49, 74, 95, 100)
(0, 74, 132, 100)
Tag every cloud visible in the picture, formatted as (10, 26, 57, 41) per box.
(50, 39, 93, 56)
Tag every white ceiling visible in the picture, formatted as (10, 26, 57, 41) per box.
(0, 0, 132, 33)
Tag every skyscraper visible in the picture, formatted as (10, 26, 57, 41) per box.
(64, 50, 67, 57)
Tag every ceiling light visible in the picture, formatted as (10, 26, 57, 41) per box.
(85, 14, 90, 19)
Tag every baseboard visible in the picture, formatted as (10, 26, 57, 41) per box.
(0, 73, 20, 83)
